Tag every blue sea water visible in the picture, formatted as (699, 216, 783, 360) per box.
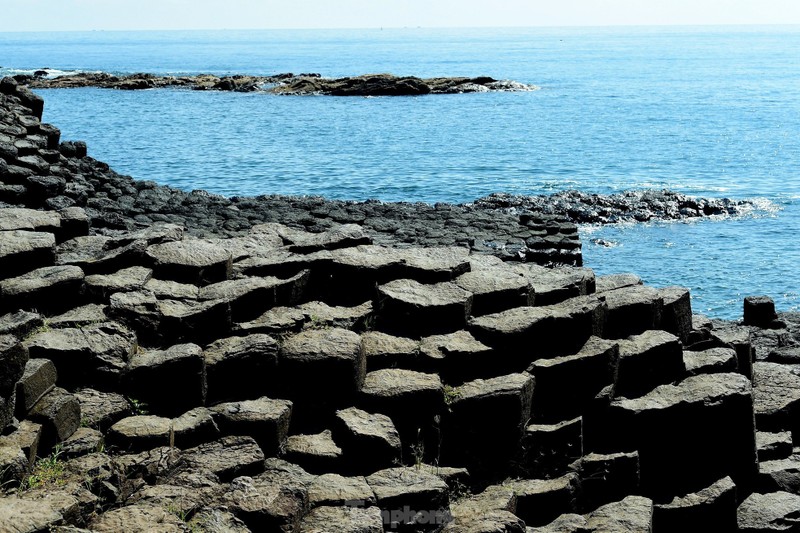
(1, 26, 799, 319)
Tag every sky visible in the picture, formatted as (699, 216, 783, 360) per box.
(3, 0, 800, 32)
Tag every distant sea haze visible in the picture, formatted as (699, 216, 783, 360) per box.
(2, 25, 799, 318)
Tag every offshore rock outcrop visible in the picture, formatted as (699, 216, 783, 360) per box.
(21, 71, 537, 96)
(0, 77, 797, 531)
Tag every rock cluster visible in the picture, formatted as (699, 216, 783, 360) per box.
(1, 77, 798, 532)
(21, 71, 537, 96)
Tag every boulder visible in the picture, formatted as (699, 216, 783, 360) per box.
(0, 265, 84, 314)
(333, 407, 402, 474)
(737, 491, 800, 532)
(377, 279, 473, 337)
(124, 343, 206, 416)
(210, 397, 292, 456)
(443, 373, 534, 476)
(171, 406, 219, 449)
(73, 388, 131, 432)
(607, 373, 757, 499)
(60, 427, 104, 458)
(203, 334, 279, 403)
(27, 386, 81, 449)
(0, 230, 55, 279)
(145, 239, 232, 285)
(615, 330, 685, 399)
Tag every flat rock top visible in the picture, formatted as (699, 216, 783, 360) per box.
(0, 207, 60, 231)
(455, 373, 533, 401)
(658, 476, 735, 509)
(0, 265, 83, 293)
(753, 362, 800, 416)
(361, 331, 418, 356)
(128, 343, 202, 369)
(109, 415, 171, 438)
(281, 327, 362, 361)
(336, 407, 400, 444)
(618, 330, 680, 357)
(146, 239, 232, 267)
(737, 491, 800, 531)
(595, 273, 643, 293)
(379, 279, 472, 307)
(0, 230, 55, 254)
(505, 473, 576, 496)
(612, 372, 751, 412)
(204, 334, 278, 365)
(419, 330, 490, 359)
(455, 267, 530, 294)
(366, 466, 449, 501)
(211, 397, 292, 422)
(470, 306, 550, 335)
(362, 368, 443, 397)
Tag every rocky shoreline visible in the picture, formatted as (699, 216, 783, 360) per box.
(18, 71, 536, 96)
(2, 76, 800, 532)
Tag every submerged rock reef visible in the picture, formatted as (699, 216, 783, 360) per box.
(20, 71, 536, 96)
(1, 76, 799, 532)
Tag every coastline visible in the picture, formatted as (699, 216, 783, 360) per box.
(1, 76, 799, 530)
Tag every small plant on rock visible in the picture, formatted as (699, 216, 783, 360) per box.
(127, 397, 149, 415)
(21, 445, 66, 491)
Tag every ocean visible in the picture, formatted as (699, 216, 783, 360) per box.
(1, 26, 799, 319)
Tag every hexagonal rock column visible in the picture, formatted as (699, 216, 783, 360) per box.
(359, 369, 444, 462)
(418, 331, 496, 384)
(615, 330, 685, 399)
(27, 386, 81, 449)
(752, 362, 800, 435)
(0, 334, 28, 399)
(377, 279, 473, 338)
(198, 272, 309, 322)
(607, 372, 757, 500)
(528, 336, 619, 423)
(585, 496, 654, 532)
(366, 467, 451, 532)
(601, 285, 663, 339)
(157, 298, 232, 345)
(570, 451, 640, 512)
(203, 334, 279, 404)
(743, 295, 781, 328)
(683, 347, 738, 376)
(107, 415, 172, 452)
(299, 506, 384, 533)
(653, 476, 737, 532)
(210, 397, 292, 457)
(520, 417, 583, 479)
(505, 473, 580, 527)
(0, 230, 55, 279)
(454, 266, 532, 316)
(442, 373, 534, 478)
(123, 343, 206, 417)
(180, 435, 266, 482)
(14, 358, 56, 418)
(145, 239, 232, 286)
(737, 492, 800, 533)
(284, 430, 343, 474)
(333, 407, 402, 474)
(510, 264, 595, 306)
(658, 286, 693, 344)
(0, 265, 84, 314)
(470, 294, 607, 364)
(84, 266, 153, 302)
(712, 326, 755, 381)
(279, 328, 365, 426)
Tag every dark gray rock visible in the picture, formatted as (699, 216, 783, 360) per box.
(333, 407, 401, 474)
(584, 495, 654, 532)
(84, 266, 152, 301)
(73, 388, 131, 431)
(46, 303, 108, 329)
(570, 451, 640, 513)
(157, 297, 232, 345)
(454, 265, 532, 316)
(0, 230, 55, 279)
(712, 326, 755, 380)
(521, 417, 583, 479)
(146, 239, 232, 285)
(361, 331, 420, 372)
(210, 397, 292, 456)
(199, 272, 309, 321)
(757, 431, 793, 462)
(684, 347, 738, 376)
(124, 343, 206, 416)
(0, 334, 28, 398)
(419, 330, 495, 383)
(659, 286, 693, 344)
(308, 472, 375, 507)
(602, 284, 663, 340)
(744, 295, 782, 328)
(15, 358, 56, 417)
(60, 427, 104, 458)
(377, 278, 473, 337)
(27, 386, 81, 448)
(615, 330, 685, 399)
(171, 406, 219, 449)
(366, 467, 451, 531)
(757, 454, 800, 494)
(203, 334, 279, 404)
(299, 506, 384, 533)
(107, 415, 172, 451)
(0, 310, 43, 338)
(510, 264, 595, 306)
(505, 474, 579, 527)
(595, 273, 642, 293)
(181, 436, 266, 482)
(0, 265, 83, 314)
(753, 362, 800, 434)
(737, 491, 800, 532)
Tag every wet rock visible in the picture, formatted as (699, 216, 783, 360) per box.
(0, 265, 84, 314)
(27, 386, 81, 448)
(107, 415, 172, 451)
(528, 336, 619, 423)
(123, 343, 205, 416)
(443, 373, 534, 476)
(284, 430, 343, 474)
(146, 239, 232, 285)
(615, 330, 684, 399)
(377, 279, 473, 337)
(607, 372, 757, 499)
(299, 505, 384, 533)
(181, 435, 265, 482)
(210, 397, 292, 456)
(570, 451, 640, 512)
(15, 358, 56, 417)
(203, 334, 279, 404)
(504, 474, 579, 527)
(366, 467, 450, 531)
(333, 407, 401, 474)
(0, 230, 55, 279)
(737, 491, 800, 532)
